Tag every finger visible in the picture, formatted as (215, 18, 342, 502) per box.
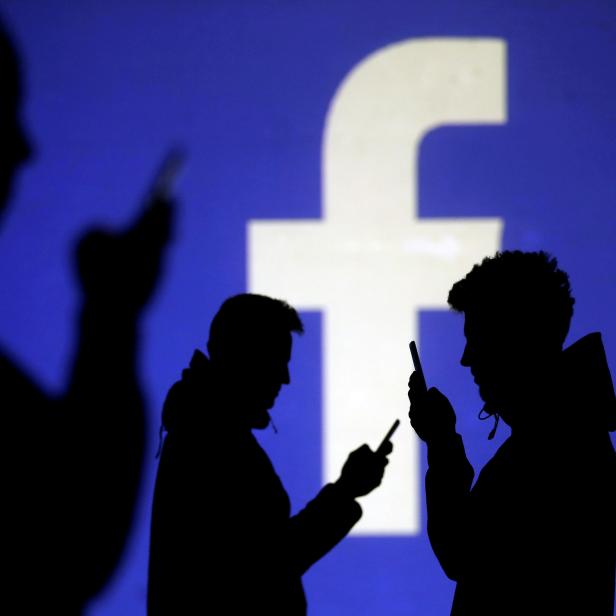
(408, 371, 423, 405)
(380, 440, 393, 456)
(354, 444, 371, 456)
(408, 407, 421, 428)
(408, 370, 418, 389)
(374, 455, 389, 470)
(366, 471, 383, 487)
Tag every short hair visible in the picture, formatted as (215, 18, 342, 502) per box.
(207, 293, 303, 360)
(448, 251, 575, 346)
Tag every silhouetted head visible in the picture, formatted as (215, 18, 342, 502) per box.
(449, 251, 574, 426)
(0, 20, 31, 215)
(207, 294, 304, 429)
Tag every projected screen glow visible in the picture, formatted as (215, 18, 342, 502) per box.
(1, 2, 614, 615)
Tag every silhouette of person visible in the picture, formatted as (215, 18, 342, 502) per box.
(148, 293, 393, 615)
(1, 19, 172, 612)
(408, 251, 615, 615)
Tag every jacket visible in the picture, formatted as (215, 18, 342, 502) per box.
(425, 333, 616, 615)
(148, 350, 362, 615)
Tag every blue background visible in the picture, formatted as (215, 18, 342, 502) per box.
(0, 2, 614, 614)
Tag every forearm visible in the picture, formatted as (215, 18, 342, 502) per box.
(425, 432, 474, 580)
(287, 483, 362, 575)
(60, 300, 146, 596)
(64, 300, 144, 462)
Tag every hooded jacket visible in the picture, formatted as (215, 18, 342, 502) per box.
(147, 350, 362, 615)
(425, 333, 616, 615)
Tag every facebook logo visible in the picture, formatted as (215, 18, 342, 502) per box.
(250, 38, 504, 534)
(1, 3, 615, 615)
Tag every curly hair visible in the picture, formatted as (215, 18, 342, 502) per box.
(448, 251, 575, 347)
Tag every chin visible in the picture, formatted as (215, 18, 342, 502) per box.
(479, 390, 500, 417)
(478, 385, 494, 407)
(480, 391, 513, 425)
(250, 410, 271, 430)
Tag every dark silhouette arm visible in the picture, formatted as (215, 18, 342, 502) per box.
(62, 300, 145, 599)
(287, 483, 362, 575)
(425, 432, 474, 580)
(286, 440, 392, 575)
(62, 197, 171, 600)
(0, 290, 147, 606)
(408, 380, 475, 580)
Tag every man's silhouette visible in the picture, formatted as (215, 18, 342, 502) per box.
(408, 251, 615, 615)
(1, 20, 172, 612)
(148, 293, 393, 615)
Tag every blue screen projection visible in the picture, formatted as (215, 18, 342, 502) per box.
(1, 2, 615, 614)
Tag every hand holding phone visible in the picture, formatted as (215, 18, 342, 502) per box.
(129, 147, 185, 247)
(408, 340, 457, 442)
(117, 148, 183, 307)
(376, 419, 400, 455)
(409, 340, 427, 394)
(144, 148, 185, 204)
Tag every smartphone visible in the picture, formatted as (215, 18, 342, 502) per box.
(376, 418, 400, 454)
(145, 148, 185, 203)
(409, 340, 427, 394)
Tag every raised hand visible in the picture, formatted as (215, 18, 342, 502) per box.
(75, 195, 173, 312)
(336, 442, 392, 499)
(408, 371, 457, 443)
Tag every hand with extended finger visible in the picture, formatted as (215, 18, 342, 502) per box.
(335, 443, 392, 499)
(76, 196, 173, 312)
(408, 372, 457, 444)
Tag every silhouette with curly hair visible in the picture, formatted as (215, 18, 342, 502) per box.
(408, 251, 615, 615)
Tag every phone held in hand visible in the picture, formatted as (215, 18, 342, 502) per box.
(376, 419, 400, 455)
(145, 148, 185, 203)
(409, 340, 428, 394)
